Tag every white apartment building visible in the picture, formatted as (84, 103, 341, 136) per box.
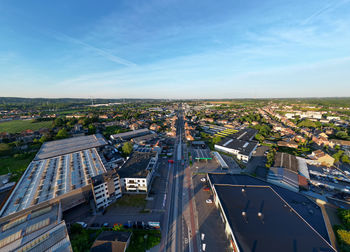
(91, 170, 122, 210)
(118, 151, 158, 193)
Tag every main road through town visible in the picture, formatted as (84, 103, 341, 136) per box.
(160, 105, 198, 252)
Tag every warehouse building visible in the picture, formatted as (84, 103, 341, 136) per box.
(110, 129, 151, 142)
(0, 201, 72, 252)
(214, 128, 258, 162)
(267, 152, 309, 192)
(207, 173, 335, 252)
(215, 138, 258, 162)
(0, 134, 109, 217)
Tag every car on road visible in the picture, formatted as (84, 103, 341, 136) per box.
(103, 222, 109, 227)
(200, 178, 206, 182)
(206, 199, 213, 204)
(76, 222, 87, 228)
(203, 187, 210, 192)
(90, 223, 100, 227)
(168, 159, 174, 164)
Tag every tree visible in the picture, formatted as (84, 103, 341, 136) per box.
(342, 155, 350, 164)
(54, 117, 65, 127)
(88, 125, 96, 135)
(55, 128, 69, 139)
(333, 150, 344, 163)
(39, 134, 49, 144)
(336, 131, 349, 140)
(122, 142, 133, 156)
(0, 143, 11, 155)
(255, 133, 265, 142)
(212, 136, 222, 145)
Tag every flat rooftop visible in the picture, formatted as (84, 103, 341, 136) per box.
(228, 128, 258, 141)
(208, 173, 331, 243)
(35, 134, 107, 160)
(111, 129, 150, 141)
(118, 152, 155, 178)
(214, 185, 335, 252)
(1, 148, 106, 217)
(0, 202, 70, 252)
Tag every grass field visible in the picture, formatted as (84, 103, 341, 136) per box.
(0, 153, 35, 182)
(0, 120, 53, 133)
(113, 194, 147, 208)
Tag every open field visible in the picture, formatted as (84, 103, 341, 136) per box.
(0, 153, 35, 182)
(0, 120, 52, 133)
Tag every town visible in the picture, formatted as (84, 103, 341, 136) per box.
(0, 97, 350, 251)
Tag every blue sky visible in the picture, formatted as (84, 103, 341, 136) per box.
(0, 0, 350, 99)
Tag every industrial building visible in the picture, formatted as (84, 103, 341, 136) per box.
(91, 170, 122, 210)
(267, 152, 309, 192)
(0, 134, 109, 217)
(0, 201, 72, 252)
(118, 151, 158, 193)
(110, 129, 151, 142)
(214, 128, 258, 162)
(207, 173, 335, 252)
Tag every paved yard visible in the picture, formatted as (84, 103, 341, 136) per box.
(192, 174, 230, 252)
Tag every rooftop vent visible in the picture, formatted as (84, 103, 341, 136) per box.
(242, 211, 248, 223)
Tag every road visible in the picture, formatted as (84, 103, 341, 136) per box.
(160, 104, 198, 252)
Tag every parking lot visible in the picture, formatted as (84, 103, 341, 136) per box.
(245, 145, 269, 173)
(192, 174, 230, 252)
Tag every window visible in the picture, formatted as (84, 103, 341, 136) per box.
(2, 215, 27, 231)
(26, 218, 50, 234)
(17, 233, 49, 252)
(0, 230, 22, 248)
(30, 206, 52, 219)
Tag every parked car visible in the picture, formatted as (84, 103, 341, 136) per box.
(203, 187, 210, 192)
(200, 178, 206, 182)
(103, 222, 109, 227)
(206, 199, 213, 204)
(76, 222, 87, 228)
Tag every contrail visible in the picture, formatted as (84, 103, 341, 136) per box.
(52, 31, 137, 67)
(301, 0, 349, 25)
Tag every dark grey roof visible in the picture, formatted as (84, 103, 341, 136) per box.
(95, 231, 131, 242)
(207, 173, 331, 244)
(214, 185, 335, 252)
(34, 134, 107, 160)
(118, 152, 155, 178)
(216, 138, 258, 156)
(91, 170, 118, 186)
(91, 231, 131, 252)
(227, 128, 258, 141)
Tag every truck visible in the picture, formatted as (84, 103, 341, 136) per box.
(148, 221, 160, 229)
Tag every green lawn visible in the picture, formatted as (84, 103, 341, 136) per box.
(113, 194, 147, 208)
(0, 153, 35, 182)
(0, 120, 53, 133)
